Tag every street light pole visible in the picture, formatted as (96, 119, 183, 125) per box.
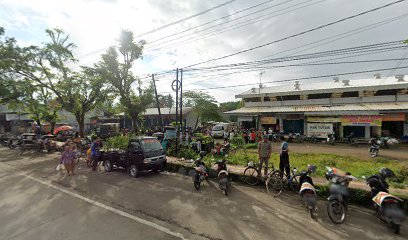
(257, 71, 265, 130)
(152, 74, 164, 130)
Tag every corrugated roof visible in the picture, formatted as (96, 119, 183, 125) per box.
(236, 75, 408, 98)
(143, 107, 193, 116)
(226, 102, 408, 114)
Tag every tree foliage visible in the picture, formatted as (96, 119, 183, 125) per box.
(183, 91, 223, 129)
(0, 27, 107, 136)
(95, 30, 153, 131)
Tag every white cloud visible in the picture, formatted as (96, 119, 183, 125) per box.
(1, 0, 408, 103)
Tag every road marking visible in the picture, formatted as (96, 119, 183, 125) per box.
(22, 174, 187, 240)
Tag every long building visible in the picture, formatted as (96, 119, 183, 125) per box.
(226, 74, 408, 139)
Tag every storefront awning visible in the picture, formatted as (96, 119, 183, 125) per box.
(225, 102, 408, 115)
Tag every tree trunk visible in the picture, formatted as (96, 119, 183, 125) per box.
(194, 116, 199, 130)
(50, 121, 56, 135)
(75, 112, 85, 137)
(131, 115, 138, 133)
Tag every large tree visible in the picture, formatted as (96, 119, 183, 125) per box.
(0, 28, 107, 136)
(95, 30, 153, 131)
(183, 91, 223, 129)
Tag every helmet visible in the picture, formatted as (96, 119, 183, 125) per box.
(281, 141, 288, 150)
(299, 170, 308, 177)
(379, 168, 395, 179)
(199, 151, 206, 159)
(307, 164, 317, 173)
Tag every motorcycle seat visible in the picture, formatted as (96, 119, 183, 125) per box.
(299, 182, 316, 195)
(373, 192, 402, 206)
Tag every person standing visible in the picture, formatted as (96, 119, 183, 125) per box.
(60, 145, 76, 176)
(258, 135, 272, 178)
(279, 141, 290, 177)
(91, 137, 102, 171)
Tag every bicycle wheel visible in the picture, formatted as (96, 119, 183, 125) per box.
(288, 174, 300, 193)
(266, 171, 283, 196)
(243, 167, 260, 186)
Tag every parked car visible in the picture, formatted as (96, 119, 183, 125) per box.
(102, 136, 167, 178)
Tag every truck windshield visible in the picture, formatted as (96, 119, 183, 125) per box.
(212, 125, 223, 131)
(141, 139, 163, 151)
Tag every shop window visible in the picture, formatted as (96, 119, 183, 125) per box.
(341, 91, 359, 98)
(308, 93, 332, 99)
(264, 96, 270, 102)
(374, 89, 397, 96)
(244, 97, 261, 102)
(281, 95, 300, 101)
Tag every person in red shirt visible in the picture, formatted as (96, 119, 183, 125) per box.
(249, 131, 256, 143)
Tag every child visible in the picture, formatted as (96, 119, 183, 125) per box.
(279, 141, 290, 177)
(60, 145, 76, 176)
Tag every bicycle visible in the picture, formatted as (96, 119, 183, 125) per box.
(243, 161, 276, 186)
(266, 164, 300, 196)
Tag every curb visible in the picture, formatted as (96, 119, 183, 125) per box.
(165, 161, 408, 211)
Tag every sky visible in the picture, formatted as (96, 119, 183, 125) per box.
(0, 0, 408, 103)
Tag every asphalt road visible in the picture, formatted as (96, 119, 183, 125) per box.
(0, 147, 406, 240)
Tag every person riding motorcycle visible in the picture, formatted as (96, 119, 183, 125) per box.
(366, 168, 395, 198)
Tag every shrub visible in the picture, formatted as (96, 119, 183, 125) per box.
(104, 135, 129, 151)
(230, 135, 245, 146)
(245, 143, 258, 149)
(166, 144, 198, 160)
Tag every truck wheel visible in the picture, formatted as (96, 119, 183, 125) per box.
(104, 159, 113, 172)
(129, 165, 139, 178)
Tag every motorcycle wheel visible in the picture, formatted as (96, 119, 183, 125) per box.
(309, 206, 314, 219)
(327, 200, 346, 224)
(370, 149, 378, 158)
(392, 223, 400, 235)
(194, 180, 201, 190)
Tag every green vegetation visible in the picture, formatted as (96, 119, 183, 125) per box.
(212, 149, 407, 184)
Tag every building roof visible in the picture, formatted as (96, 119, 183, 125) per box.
(236, 75, 408, 98)
(226, 102, 408, 115)
(143, 107, 193, 116)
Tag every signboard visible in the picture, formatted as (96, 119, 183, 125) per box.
(307, 123, 333, 138)
(307, 117, 341, 123)
(261, 116, 276, 125)
(341, 116, 382, 127)
(382, 113, 405, 122)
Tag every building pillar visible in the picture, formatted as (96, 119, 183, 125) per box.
(339, 125, 344, 139)
(279, 116, 283, 133)
(365, 126, 370, 138)
(374, 126, 381, 137)
(404, 123, 408, 136)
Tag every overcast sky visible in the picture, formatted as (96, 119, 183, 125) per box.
(1, 0, 407, 103)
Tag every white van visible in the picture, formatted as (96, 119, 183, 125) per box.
(211, 123, 230, 138)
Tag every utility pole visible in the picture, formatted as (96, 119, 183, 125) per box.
(152, 74, 163, 130)
(179, 69, 183, 143)
(257, 71, 265, 130)
(174, 68, 179, 155)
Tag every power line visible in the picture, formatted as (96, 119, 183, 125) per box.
(182, 65, 408, 91)
(146, 0, 298, 49)
(148, 0, 323, 52)
(146, 0, 278, 45)
(184, 0, 407, 68)
(138, 0, 236, 37)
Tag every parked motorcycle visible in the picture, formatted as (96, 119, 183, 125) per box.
(299, 165, 317, 218)
(365, 168, 406, 234)
(288, 132, 304, 143)
(193, 152, 208, 191)
(345, 132, 357, 145)
(215, 158, 229, 196)
(327, 132, 335, 145)
(325, 166, 356, 224)
(369, 138, 380, 158)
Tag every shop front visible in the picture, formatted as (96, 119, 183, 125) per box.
(283, 114, 304, 134)
(341, 115, 382, 138)
(238, 116, 256, 129)
(381, 113, 406, 137)
(306, 117, 341, 138)
(260, 116, 279, 132)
